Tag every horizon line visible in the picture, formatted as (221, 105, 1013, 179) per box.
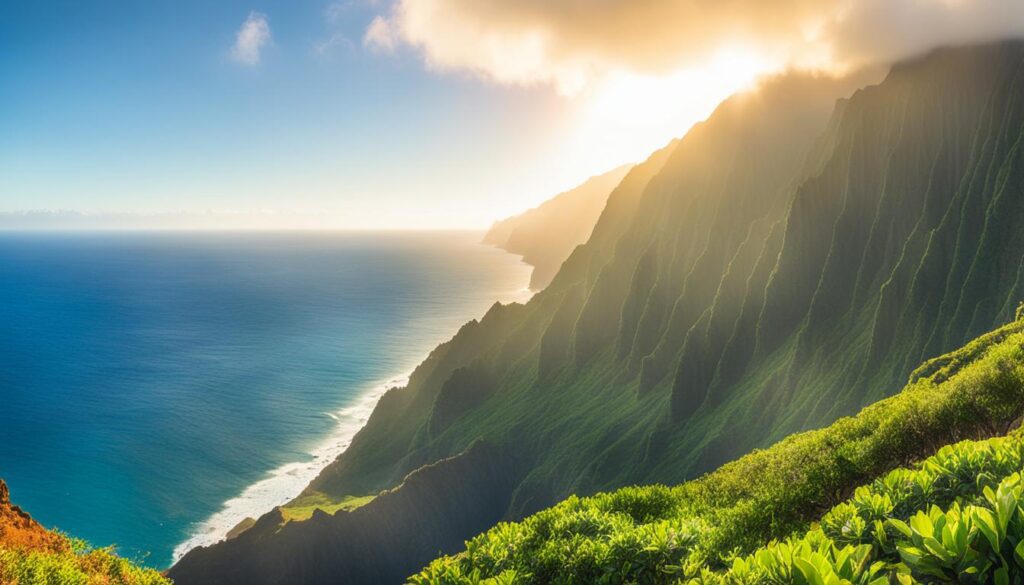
(0, 226, 493, 233)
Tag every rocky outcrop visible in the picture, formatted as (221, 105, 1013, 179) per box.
(0, 479, 66, 553)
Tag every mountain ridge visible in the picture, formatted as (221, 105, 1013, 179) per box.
(414, 312, 1024, 582)
(483, 164, 634, 290)
(170, 41, 1024, 585)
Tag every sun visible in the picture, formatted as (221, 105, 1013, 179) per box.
(566, 47, 780, 176)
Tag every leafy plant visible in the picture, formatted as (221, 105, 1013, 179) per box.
(691, 468, 1024, 584)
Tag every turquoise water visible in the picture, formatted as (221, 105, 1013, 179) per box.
(0, 231, 531, 567)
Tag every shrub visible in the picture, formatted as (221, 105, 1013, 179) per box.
(0, 537, 169, 585)
(695, 442, 1024, 584)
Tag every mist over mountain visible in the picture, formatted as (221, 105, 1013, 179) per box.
(483, 164, 634, 290)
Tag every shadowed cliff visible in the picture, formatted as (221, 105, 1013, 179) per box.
(169, 441, 521, 584)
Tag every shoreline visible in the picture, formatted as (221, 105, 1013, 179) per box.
(169, 371, 409, 565)
(170, 244, 535, 567)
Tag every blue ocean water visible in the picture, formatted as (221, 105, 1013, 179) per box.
(0, 231, 531, 567)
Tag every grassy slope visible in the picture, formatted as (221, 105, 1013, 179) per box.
(279, 494, 374, 522)
(413, 315, 1024, 583)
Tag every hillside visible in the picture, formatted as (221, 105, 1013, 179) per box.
(171, 42, 1024, 585)
(483, 164, 634, 290)
(414, 312, 1024, 582)
(0, 479, 169, 584)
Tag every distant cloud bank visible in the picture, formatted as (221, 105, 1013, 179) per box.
(364, 0, 1024, 94)
(231, 11, 271, 65)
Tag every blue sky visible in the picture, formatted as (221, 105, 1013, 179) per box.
(7, 0, 1016, 228)
(0, 1, 581, 228)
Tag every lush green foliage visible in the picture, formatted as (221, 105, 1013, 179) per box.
(414, 437, 1024, 585)
(0, 537, 170, 585)
(700, 439, 1024, 584)
(411, 321, 1024, 584)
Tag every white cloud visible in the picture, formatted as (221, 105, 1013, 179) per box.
(365, 0, 1024, 95)
(363, 15, 398, 53)
(231, 12, 272, 66)
(316, 32, 356, 56)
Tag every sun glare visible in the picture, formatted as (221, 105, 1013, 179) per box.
(564, 48, 779, 179)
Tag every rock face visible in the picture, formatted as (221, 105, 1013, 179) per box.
(172, 42, 1024, 585)
(0, 479, 66, 553)
(483, 164, 634, 290)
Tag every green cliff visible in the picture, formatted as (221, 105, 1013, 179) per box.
(413, 314, 1024, 582)
(170, 41, 1024, 585)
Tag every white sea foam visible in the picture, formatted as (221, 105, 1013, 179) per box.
(170, 271, 535, 565)
(170, 373, 409, 563)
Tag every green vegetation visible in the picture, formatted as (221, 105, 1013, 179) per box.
(412, 318, 1024, 583)
(279, 492, 375, 522)
(0, 536, 170, 585)
(707, 454, 1024, 585)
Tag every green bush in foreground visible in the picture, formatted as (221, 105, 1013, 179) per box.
(411, 319, 1024, 584)
(0, 537, 170, 585)
(701, 437, 1024, 584)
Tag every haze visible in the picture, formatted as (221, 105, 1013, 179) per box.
(2, 0, 1022, 229)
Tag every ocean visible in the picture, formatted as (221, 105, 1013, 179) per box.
(0, 230, 531, 567)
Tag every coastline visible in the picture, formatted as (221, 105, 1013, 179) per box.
(170, 250, 535, 566)
(170, 371, 409, 564)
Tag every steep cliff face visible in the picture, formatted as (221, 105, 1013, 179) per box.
(171, 42, 1024, 585)
(483, 164, 633, 290)
(413, 315, 1024, 583)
